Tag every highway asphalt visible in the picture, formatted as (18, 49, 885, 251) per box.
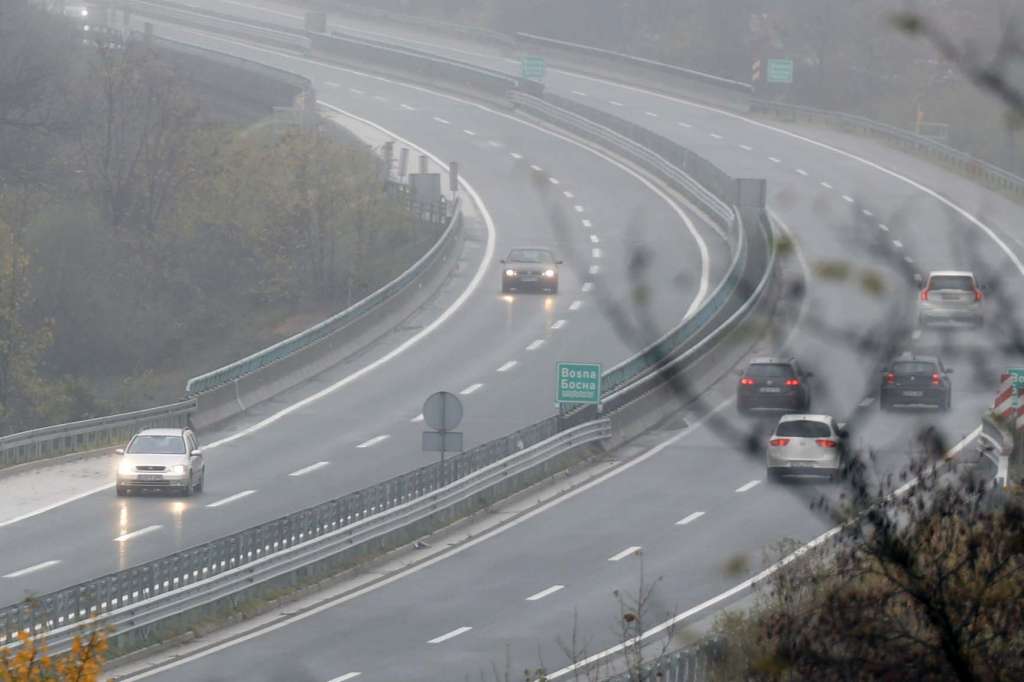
(0, 18, 727, 604)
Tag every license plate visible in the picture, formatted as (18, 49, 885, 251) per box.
(138, 474, 163, 481)
(520, 275, 537, 281)
(903, 390, 924, 397)
(760, 387, 782, 393)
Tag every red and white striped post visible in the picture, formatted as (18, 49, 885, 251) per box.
(993, 372, 1024, 485)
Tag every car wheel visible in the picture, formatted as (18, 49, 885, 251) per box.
(116, 485, 127, 497)
(501, 283, 510, 293)
(195, 470, 205, 493)
(880, 395, 890, 411)
(182, 474, 193, 498)
(766, 469, 781, 483)
(943, 393, 952, 412)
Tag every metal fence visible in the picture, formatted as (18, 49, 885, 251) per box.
(599, 643, 718, 682)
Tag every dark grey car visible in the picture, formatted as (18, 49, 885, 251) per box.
(501, 248, 562, 293)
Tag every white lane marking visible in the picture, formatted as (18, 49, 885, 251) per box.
(608, 546, 642, 562)
(590, 235, 600, 244)
(862, 208, 874, 217)
(530, 164, 544, 172)
(289, 461, 329, 477)
(675, 511, 705, 526)
(526, 339, 545, 351)
(912, 329, 923, 340)
(581, 218, 592, 228)
(820, 181, 833, 189)
(460, 383, 484, 395)
(411, 414, 424, 423)
(206, 491, 256, 508)
(327, 674, 362, 682)
(114, 525, 162, 542)
(589, 265, 600, 275)
(563, 190, 575, 199)
(739, 144, 753, 151)
(571, 90, 587, 96)
(199, 104, 497, 452)
(118, 400, 738, 680)
(551, 319, 566, 330)
(879, 223, 890, 232)
(858, 397, 875, 408)
(709, 133, 723, 140)
(497, 361, 518, 373)
(526, 584, 565, 601)
(324, 81, 341, 88)
(348, 88, 364, 95)
(842, 194, 855, 203)
(549, 177, 561, 185)
(574, 205, 585, 213)
(0, 482, 114, 528)
(3, 560, 62, 579)
(356, 435, 390, 448)
(510, 152, 523, 159)
(546, 426, 982, 680)
(609, 100, 624, 106)
(372, 95, 388, 101)
(795, 168, 808, 176)
(569, 300, 582, 311)
(892, 240, 904, 249)
(645, 111, 659, 118)
(768, 156, 781, 163)
(735, 480, 761, 493)
(463, 129, 476, 136)
(433, 116, 450, 124)
(592, 247, 602, 258)
(428, 626, 473, 644)
(904, 256, 914, 264)
(677, 121, 692, 128)
(400, 103, 416, 111)
(581, 282, 594, 292)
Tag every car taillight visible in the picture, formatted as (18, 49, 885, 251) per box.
(784, 378, 800, 387)
(932, 372, 941, 385)
(815, 439, 838, 448)
(769, 438, 790, 447)
(920, 289, 930, 301)
(740, 377, 755, 386)
(886, 372, 895, 384)
(974, 288, 983, 302)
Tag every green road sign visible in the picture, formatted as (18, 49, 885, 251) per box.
(521, 56, 546, 80)
(1010, 369, 1024, 407)
(766, 59, 794, 84)
(557, 362, 602, 405)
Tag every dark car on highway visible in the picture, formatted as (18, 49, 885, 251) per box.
(501, 247, 561, 293)
(737, 357, 812, 414)
(879, 353, 952, 410)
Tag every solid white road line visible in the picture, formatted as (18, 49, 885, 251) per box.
(411, 414, 424, 423)
(460, 383, 484, 395)
(820, 181, 833, 189)
(428, 626, 472, 644)
(795, 168, 808, 176)
(892, 240, 904, 249)
(581, 282, 594, 292)
(735, 480, 761, 493)
(289, 462, 329, 477)
(400, 103, 416, 111)
(327, 674, 362, 682)
(675, 511, 705, 526)
(842, 194, 855, 203)
(433, 116, 450, 124)
(581, 218, 592, 228)
(526, 585, 565, 601)
(3, 560, 61, 579)
(768, 156, 781, 163)
(589, 265, 600, 275)
(497, 361, 517, 373)
(0, 483, 114, 528)
(879, 223, 890, 231)
(526, 339, 545, 351)
(114, 525, 162, 542)
(569, 300, 582, 311)
(590, 234, 600, 243)
(608, 546, 642, 562)
(206, 491, 256, 509)
(592, 248, 602, 258)
(551, 320, 566, 330)
(356, 435, 390, 448)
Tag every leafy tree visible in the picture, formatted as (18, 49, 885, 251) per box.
(0, 622, 108, 682)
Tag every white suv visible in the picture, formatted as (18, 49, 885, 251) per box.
(918, 270, 983, 327)
(116, 428, 205, 497)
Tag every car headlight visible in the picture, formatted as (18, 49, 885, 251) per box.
(81, 8, 89, 16)
(543, 269, 556, 278)
(171, 464, 186, 475)
(504, 269, 517, 277)
(117, 461, 134, 476)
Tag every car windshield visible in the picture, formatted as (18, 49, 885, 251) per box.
(746, 363, 793, 378)
(928, 275, 974, 291)
(893, 361, 937, 374)
(127, 435, 186, 455)
(508, 249, 554, 264)
(775, 420, 831, 438)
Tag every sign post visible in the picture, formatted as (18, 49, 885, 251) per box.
(1008, 369, 1024, 486)
(421, 391, 464, 463)
(556, 362, 602, 410)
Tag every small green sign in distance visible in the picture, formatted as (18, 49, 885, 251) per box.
(1009, 368, 1024, 388)
(557, 362, 602, 405)
(521, 56, 546, 80)
(766, 59, 794, 84)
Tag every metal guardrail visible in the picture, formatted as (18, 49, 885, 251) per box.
(750, 99, 1024, 197)
(0, 417, 603, 652)
(130, 0, 311, 52)
(980, 411, 1012, 487)
(328, 1, 515, 47)
(600, 643, 717, 682)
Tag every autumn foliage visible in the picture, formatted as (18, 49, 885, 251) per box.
(0, 625, 108, 682)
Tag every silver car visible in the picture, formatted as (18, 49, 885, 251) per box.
(918, 270, 983, 327)
(766, 414, 847, 481)
(116, 428, 205, 497)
